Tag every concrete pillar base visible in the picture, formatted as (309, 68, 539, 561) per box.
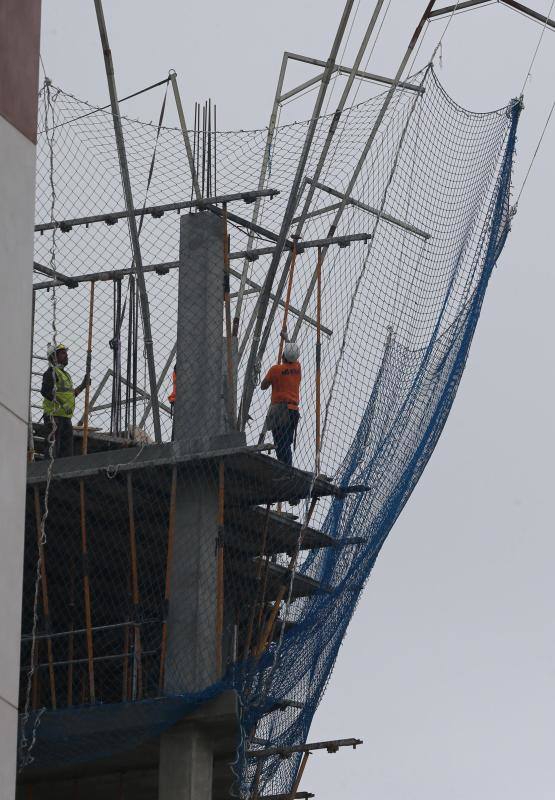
(159, 722, 213, 800)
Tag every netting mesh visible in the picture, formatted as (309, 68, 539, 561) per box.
(22, 67, 520, 797)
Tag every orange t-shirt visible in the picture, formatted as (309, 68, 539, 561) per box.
(265, 361, 301, 409)
(168, 370, 176, 403)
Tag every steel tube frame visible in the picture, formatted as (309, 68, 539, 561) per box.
(94, 0, 162, 442)
(239, 0, 358, 429)
(283, 51, 425, 95)
(246, 0, 387, 415)
(305, 177, 431, 239)
(430, 0, 555, 29)
(233, 53, 289, 337)
(247, 737, 363, 759)
(34, 188, 279, 233)
(32, 233, 367, 293)
(290, 2, 436, 341)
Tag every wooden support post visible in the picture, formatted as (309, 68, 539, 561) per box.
(67, 561, 76, 706)
(288, 752, 310, 800)
(215, 460, 225, 676)
(126, 473, 143, 699)
(254, 497, 318, 658)
(159, 466, 177, 692)
(33, 488, 57, 709)
(122, 622, 130, 701)
(242, 504, 271, 661)
(79, 479, 95, 703)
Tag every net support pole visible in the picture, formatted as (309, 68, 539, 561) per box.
(315, 248, 323, 475)
(223, 205, 236, 424)
(93, 0, 162, 443)
(169, 71, 202, 202)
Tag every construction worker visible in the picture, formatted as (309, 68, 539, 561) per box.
(261, 341, 301, 466)
(41, 343, 88, 458)
(168, 364, 176, 409)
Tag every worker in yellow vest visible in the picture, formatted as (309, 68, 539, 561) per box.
(41, 343, 88, 458)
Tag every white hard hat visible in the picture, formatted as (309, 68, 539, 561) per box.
(283, 342, 300, 362)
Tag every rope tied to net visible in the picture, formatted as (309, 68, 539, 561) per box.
(19, 78, 61, 771)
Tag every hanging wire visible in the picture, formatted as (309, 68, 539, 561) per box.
(520, 0, 555, 95)
(515, 97, 555, 206)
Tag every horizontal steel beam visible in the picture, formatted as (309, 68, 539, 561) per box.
(258, 794, 314, 800)
(34, 188, 279, 233)
(33, 261, 78, 287)
(247, 737, 363, 759)
(430, 0, 555, 29)
(285, 51, 425, 94)
(306, 178, 431, 239)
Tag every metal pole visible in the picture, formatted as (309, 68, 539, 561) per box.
(239, 0, 357, 428)
(278, 242, 298, 364)
(233, 53, 289, 337)
(315, 248, 322, 476)
(93, 0, 162, 443)
(81, 281, 95, 454)
(169, 71, 202, 201)
(253, 0, 387, 378)
(291, 1, 436, 340)
(431, 0, 555, 28)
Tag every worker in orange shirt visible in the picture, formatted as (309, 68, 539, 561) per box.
(261, 341, 301, 466)
(168, 364, 176, 410)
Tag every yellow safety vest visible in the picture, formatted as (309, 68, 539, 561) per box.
(43, 366, 75, 418)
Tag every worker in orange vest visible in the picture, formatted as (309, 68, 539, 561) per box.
(261, 342, 301, 466)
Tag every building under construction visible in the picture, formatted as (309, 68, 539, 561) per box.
(14, 1, 539, 798)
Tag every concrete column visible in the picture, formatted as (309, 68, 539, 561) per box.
(174, 212, 225, 445)
(160, 212, 224, 800)
(159, 723, 213, 800)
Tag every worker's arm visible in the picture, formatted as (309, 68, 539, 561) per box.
(41, 368, 55, 401)
(74, 377, 90, 397)
(261, 365, 274, 391)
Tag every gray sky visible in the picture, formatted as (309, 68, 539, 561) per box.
(41, 2, 554, 798)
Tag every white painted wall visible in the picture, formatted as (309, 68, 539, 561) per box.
(0, 113, 36, 800)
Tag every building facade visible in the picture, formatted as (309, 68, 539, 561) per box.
(0, 2, 42, 797)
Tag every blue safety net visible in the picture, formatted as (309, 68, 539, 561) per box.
(22, 66, 520, 798)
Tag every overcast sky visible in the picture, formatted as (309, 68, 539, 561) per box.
(40, 2, 554, 798)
